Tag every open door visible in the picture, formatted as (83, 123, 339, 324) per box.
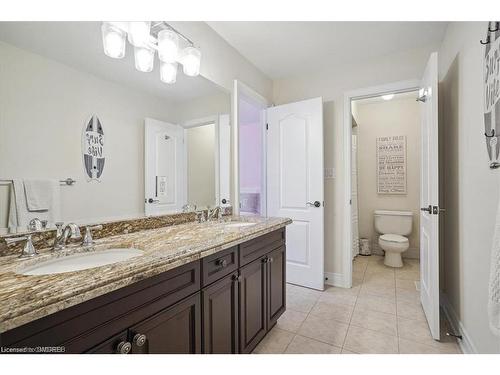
(144, 118, 185, 215)
(267, 97, 324, 290)
(418, 52, 440, 340)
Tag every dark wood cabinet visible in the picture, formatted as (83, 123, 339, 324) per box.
(267, 246, 286, 328)
(1, 228, 286, 355)
(239, 256, 268, 354)
(202, 272, 239, 354)
(130, 293, 201, 354)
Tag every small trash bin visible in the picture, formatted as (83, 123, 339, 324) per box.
(359, 238, 371, 256)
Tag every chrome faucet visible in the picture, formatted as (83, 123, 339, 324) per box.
(28, 218, 47, 231)
(53, 222, 81, 250)
(207, 206, 223, 221)
(4, 234, 38, 258)
(82, 225, 103, 247)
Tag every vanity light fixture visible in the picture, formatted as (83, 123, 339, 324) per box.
(382, 94, 395, 101)
(101, 21, 201, 84)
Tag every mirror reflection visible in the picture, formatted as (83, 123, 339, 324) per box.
(0, 22, 231, 234)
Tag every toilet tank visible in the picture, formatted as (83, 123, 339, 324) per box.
(374, 210, 413, 236)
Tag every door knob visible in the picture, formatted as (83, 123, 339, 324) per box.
(116, 341, 132, 354)
(133, 333, 147, 347)
(147, 198, 160, 204)
(307, 201, 321, 208)
(221, 198, 230, 204)
(420, 205, 432, 214)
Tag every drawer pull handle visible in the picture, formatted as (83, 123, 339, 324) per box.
(133, 333, 147, 347)
(116, 341, 132, 354)
(216, 259, 228, 268)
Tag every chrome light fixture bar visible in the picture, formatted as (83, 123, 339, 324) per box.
(101, 21, 201, 84)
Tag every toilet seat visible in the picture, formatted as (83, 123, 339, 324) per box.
(379, 234, 408, 244)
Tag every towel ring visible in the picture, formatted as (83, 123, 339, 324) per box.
(485, 129, 496, 138)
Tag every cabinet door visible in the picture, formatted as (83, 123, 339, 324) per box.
(202, 272, 239, 354)
(86, 331, 129, 354)
(267, 246, 286, 328)
(129, 293, 201, 354)
(239, 256, 267, 354)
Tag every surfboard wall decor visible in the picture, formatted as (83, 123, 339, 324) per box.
(82, 115, 105, 181)
(483, 21, 500, 169)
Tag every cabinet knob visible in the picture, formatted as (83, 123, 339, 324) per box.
(116, 341, 132, 354)
(268, 257, 274, 263)
(133, 333, 147, 347)
(216, 259, 228, 268)
(232, 274, 242, 282)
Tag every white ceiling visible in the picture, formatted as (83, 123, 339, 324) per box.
(206, 22, 447, 79)
(0, 22, 226, 102)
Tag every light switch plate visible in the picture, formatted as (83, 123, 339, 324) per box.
(324, 168, 335, 179)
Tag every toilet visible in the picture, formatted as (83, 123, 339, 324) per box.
(374, 210, 413, 268)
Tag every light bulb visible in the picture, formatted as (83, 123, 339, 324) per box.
(160, 62, 178, 84)
(101, 22, 126, 59)
(158, 29, 179, 63)
(181, 46, 201, 77)
(134, 46, 154, 72)
(382, 94, 394, 101)
(128, 21, 151, 47)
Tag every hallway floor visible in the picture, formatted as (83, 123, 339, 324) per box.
(253, 255, 461, 354)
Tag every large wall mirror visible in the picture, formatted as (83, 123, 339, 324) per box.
(0, 22, 231, 235)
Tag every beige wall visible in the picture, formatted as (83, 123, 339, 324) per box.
(172, 22, 273, 101)
(355, 96, 421, 258)
(439, 22, 500, 353)
(273, 44, 439, 281)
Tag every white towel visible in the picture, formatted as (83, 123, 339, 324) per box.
(489, 195, 500, 336)
(8, 179, 61, 232)
(23, 179, 53, 211)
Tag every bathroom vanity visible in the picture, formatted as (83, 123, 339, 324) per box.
(0, 217, 290, 354)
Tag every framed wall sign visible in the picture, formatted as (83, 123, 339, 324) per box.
(82, 115, 105, 182)
(376, 135, 407, 195)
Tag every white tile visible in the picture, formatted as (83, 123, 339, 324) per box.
(396, 301, 426, 321)
(276, 309, 308, 333)
(318, 290, 357, 306)
(285, 335, 342, 354)
(343, 325, 399, 354)
(287, 293, 318, 314)
(252, 327, 294, 354)
(356, 293, 397, 315)
(309, 300, 354, 323)
(398, 338, 460, 354)
(298, 314, 349, 347)
(350, 305, 398, 336)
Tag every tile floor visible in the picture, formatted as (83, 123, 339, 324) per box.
(253, 255, 461, 354)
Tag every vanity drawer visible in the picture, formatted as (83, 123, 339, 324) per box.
(239, 229, 285, 267)
(201, 246, 238, 287)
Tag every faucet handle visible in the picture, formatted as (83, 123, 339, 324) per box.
(5, 235, 38, 258)
(82, 225, 103, 247)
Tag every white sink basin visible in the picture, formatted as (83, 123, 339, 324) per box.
(224, 222, 256, 228)
(18, 248, 144, 276)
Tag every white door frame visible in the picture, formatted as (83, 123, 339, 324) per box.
(232, 80, 269, 215)
(183, 115, 220, 207)
(342, 79, 420, 288)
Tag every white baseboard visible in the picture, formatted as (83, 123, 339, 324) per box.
(324, 272, 346, 288)
(441, 292, 477, 354)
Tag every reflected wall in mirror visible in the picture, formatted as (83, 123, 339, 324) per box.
(0, 22, 231, 234)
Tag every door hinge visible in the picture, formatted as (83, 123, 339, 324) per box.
(266, 123, 269, 130)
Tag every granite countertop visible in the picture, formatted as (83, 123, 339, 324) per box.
(0, 216, 291, 333)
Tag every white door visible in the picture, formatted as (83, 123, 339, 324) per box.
(144, 118, 185, 215)
(267, 97, 324, 290)
(419, 52, 440, 340)
(218, 114, 231, 207)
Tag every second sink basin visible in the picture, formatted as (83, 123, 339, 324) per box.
(18, 248, 144, 276)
